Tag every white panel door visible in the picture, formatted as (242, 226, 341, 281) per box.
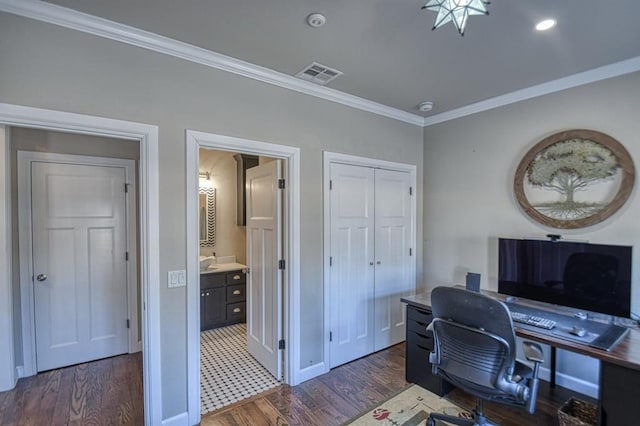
(373, 169, 413, 351)
(246, 160, 282, 379)
(32, 161, 128, 371)
(329, 163, 375, 368)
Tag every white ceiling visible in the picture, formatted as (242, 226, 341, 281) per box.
(38, 0, 640, 119)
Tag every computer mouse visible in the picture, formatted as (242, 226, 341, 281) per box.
(570, 326, 587, 337)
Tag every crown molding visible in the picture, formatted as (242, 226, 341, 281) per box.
(423, 56, 640, 127)
(0, 0, 424, 126)
(3, 1, 639, 129)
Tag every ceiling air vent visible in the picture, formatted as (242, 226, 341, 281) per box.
(295, 62, 343, 86)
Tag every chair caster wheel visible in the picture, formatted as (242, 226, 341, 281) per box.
(427, 417, 436, 426)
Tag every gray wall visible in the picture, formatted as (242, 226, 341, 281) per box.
(9, 127, 140, 364)
(0, 13, 424, 419)
(423, 71, 640, 392)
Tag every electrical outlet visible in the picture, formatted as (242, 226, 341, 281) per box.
(168, 270, 186, 288)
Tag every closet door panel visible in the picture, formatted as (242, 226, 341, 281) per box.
(329, 163, 375, 368)
(374, 168, 413, 351)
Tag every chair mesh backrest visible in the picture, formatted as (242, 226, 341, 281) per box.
(430, 287, 517, 393)
(434, 320, 509, 389)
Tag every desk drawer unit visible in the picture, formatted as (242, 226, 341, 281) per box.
(405, 305, 453, 396)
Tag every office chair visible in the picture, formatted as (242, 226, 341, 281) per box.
(426, 286, 544, 426)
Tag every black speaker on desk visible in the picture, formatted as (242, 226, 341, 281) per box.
(466, 272, 481, 292)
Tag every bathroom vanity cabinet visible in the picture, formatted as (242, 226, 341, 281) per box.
(200, 269, 246, 331)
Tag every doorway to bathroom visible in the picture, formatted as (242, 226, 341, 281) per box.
(185, 131, 300, 424)
(198, 148, 281, 414)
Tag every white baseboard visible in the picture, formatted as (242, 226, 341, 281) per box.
(295, 361, 328, 385)
(539, 366, 598, 399)
(161, 411, 189, 426)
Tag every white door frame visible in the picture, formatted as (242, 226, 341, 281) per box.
(186, 130, 300, 425)
(0, 103, 161, 426)
(0, 126, 15, 392)
(17, 151, 139, 374)
(322, 151, 417, 371)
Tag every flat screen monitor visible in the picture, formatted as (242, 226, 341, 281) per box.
(498, 238, 632, 318)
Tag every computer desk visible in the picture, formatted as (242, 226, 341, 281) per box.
(402, 290, 640, 426)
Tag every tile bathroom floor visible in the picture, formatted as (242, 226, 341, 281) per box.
(200, 323, 281, 415)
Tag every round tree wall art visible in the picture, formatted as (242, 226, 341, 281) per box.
(514, 129, 635, 229)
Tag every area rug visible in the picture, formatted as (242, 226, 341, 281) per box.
(345, 384, 473, 426)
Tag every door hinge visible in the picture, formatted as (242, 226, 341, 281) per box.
(329, 332, 333, 342)
(329, 256, 333, 266)
(278, 259, 286, 270)
(278, 179, 285, 189)
(125, 251, 129, 261)
(329, 180, 333, 190)
(124, 183, 129, 193)
(126, 319, 130, 329)
(278, 339, 285, 350)
(409, 186, 413, 196)
(409, 248, 412, 256)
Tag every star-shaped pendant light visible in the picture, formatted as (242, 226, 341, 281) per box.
(422, 0, 490, 36)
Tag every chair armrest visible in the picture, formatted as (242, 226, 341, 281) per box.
(522, 341, 544, 364)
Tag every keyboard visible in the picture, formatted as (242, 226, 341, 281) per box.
(510, 311, 556, 330)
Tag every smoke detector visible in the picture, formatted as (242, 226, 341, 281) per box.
(307, 13, 326, 28)
(418, 101, 434, 112)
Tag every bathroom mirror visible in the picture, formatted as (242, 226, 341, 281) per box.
(199, 187, 216, 247)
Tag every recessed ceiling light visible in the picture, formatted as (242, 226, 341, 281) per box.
(535, 19, 556, 31)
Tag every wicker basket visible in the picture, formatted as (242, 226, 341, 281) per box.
(557, 398, 597, 426)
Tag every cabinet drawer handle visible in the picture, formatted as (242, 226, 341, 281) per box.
(233, 307, 241, 313)
(233, 274, 241, 280)
(233, 290, 241, 295)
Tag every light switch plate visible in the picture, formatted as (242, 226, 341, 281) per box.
(168, 270, 186, 288)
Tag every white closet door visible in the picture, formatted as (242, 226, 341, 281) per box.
(373, 169, 413, 351)
(32, 161, 128, 371)
(329, 163, 375, 368)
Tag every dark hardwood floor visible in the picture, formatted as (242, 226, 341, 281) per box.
(1, 344, 595, 425)
(202, 343, 596, 426)
(0, 353, 143, 426)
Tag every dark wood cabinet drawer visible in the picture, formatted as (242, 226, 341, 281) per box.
(226, 271, 246, 284)
(227, 284, 246, 303)
(201, 273, 226, 289)
(227, 302, 246, 322)
(408, 306, 433, 328)
(407, 329, 434, 352)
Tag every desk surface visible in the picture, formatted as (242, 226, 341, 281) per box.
(402, 291, 640, 372)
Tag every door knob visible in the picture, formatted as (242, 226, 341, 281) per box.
(36, 274, 47, 282)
